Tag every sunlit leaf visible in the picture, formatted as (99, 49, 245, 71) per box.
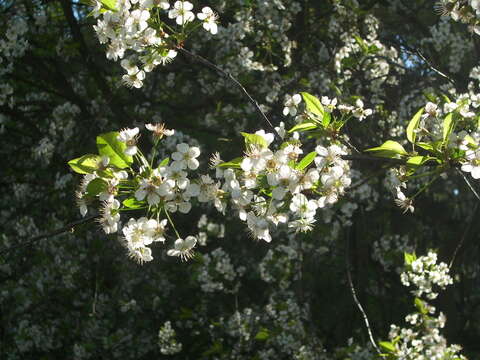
(96, 132, 132, 169)
(68, 154, 101, 174)
(406, 107, 424, 143)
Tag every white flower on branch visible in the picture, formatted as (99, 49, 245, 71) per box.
(461, 148, 480, 179)
(246, 212, 271, 242)
(352, 99, 373, 121)
(99, 199, 121, 234)
(117, 127, 140, 155)
(168, 1, 195, 25)
(395, 187, 414, 214)
(146, 123, 174, 138)
(171, 143, 201, 170)
(167, 236, 197, 260)
(197, 7, 219, 35)
(283, 93, 302, 116)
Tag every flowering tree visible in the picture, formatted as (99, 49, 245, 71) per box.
(2, 0, 480, 359)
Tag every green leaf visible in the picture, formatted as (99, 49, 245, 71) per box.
(423, 92, 437, 103)
(288, 122, 318, 133)
(414, 298, 427, 315)
(240, 132, 268, 148)
(404, 252, 416, 266)
(123, 198, 145, 209)
(442, 113, 454, 143)
(159, 157, 170, 167)
(442, 94, 451, 103)
(379, 341, 396, 353)
(96, 132, 132, 169)
(365, 140, 408, 158)
(86, 178, 107, 197)
(100, 0, 117, 11)
(406, 107, 424, 143)
(464, 135, 477, 147)
(255, 328, 270, 341)
(300, 92, 324, 117)
(322, 111, 331, 127)
(416, 142, 435, 152)
(295, 151, 317, 171)
(280, 140, 302, 149)
(217, 157, 242, 169)
(202, 341, 223, 356)
(68, 154, 101, 174)
(179, 307, 193, 320)
(406, 156, 437, 167)
(354, 35, 368, 53)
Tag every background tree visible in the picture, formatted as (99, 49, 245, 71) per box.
(1, 0, 479, 358)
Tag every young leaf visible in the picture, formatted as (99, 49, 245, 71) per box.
(442, 113, 454, 144)
(288, 122, 318, 133)
(254, 328, 270, 341)
(280, 140, 302, 149)
(123, 198, 146, 209)
(365, 140, 408, 158)
(379, 341, 396, 353)
(416, 142, 435, 152)
(321, 111, 331, 128)
(68, 154, 101, 174)
(414, 298, 427, 315)
(406, 156, 437, 167)
(300, 92, 324, 117)
(354, 35, 368, 53)
(100, 0, 117, 11)
(295, 151, 317, 170)
(159, 157, 170, 167)
(406, 107, 424, 143)
(96, 132, 132, 169)
(240, 132, 268, 148)
(217, 157, 242, 169)
(463, 134, 477, 147)
(86, 178, 108, 197)
(404, 252, 416, 266)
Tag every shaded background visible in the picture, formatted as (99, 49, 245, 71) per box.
(1, 0, 479, 358)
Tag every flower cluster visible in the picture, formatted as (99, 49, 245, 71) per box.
(72, 124, 201, 263)
(283, 93, 373, 124)
(400, 252, 453, 300)
(436, 0, 480, 35)
(382, 251, 466, 360)
(368, 94, 480, 213)
(70, 92, 358, 263)
(212, 129, 352, 241)
(91, 0, 219, 88)
(158, 321, 182, 355)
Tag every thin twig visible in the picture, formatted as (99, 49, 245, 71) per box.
(341, 154, 405, 166)
(414, 50, 456, 86)
(0, 215, 98, 256)
(449, 202, 479, 269)
(177, 47, 281, 139)
(345, 235, 381, 355)
(400, 45, 457, 87)
(349, 166, 392, 192)
(457, 168, 480, 201)
(448, 170, 480, 267)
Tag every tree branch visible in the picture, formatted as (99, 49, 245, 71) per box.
(177, 47, 281, 139)
(449, 202, 479, 268)
(345, 234, 381, 355)
(0, 215, 98, 257)
(457, 168, 480, 201)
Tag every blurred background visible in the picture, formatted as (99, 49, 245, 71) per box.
(1, 0, 479, 358)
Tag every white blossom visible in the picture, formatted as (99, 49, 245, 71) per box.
(167, 236, 197, 260)
(168, 1, 195, 25)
